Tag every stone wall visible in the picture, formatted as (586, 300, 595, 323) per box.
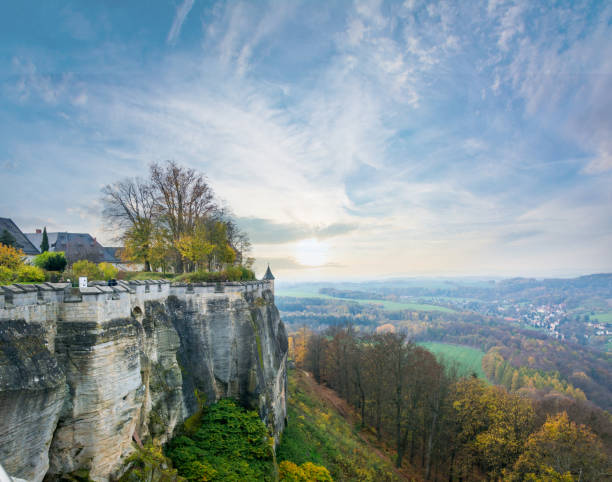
(0, 279, 286, 482)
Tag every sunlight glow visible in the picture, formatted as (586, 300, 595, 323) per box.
(295, 238, 329, 267)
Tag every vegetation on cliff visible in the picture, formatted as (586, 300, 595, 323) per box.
(162, 398, 331, 481)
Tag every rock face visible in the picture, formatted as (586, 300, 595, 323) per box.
(0, 280, 287, 481)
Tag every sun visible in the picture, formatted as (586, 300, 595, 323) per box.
(295, 238, 329, 267)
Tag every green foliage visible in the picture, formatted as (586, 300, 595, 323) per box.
(98, 262, 119, 280)
(120, 444, 183, 481)
(71, 259, 103, 280)
(34, 251, 67, 272)
(418, 342, 487, 379)
(0, 266, 14, 284)
(40, 227, 49, 252)
(166, 399, 275, 481)
(482, 348, 586, 400)
(15, 265, 45, 282)
(277, 369, 400, 481)
(174, 267, 256, 283)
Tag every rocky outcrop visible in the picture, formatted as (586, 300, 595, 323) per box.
(0, 321, 65, 482)
(0, 280, 287, 482)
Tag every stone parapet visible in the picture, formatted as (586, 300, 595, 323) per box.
(0, 279, 273, 324)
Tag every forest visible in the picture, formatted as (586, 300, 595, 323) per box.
(293, 327, 611, 481)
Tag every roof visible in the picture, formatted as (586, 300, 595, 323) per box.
(0, 218, 40, 255)
(263, 265, 275, 280)
(26, 231, 130, 264)
(26, 231, 59, 252)
(103, 247, 123, 263)
(26, 231, 105, 263)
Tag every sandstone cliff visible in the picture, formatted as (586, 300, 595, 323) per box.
(0, 280, 287, 482)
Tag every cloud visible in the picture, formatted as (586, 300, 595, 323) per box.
(237, 217, 358, 244)
(167, 0, 195, 45)
(253, 257, 344, 273)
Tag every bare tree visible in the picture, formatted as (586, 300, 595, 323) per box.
(149, 161, 217, 272)
(101, 177, 156, 230)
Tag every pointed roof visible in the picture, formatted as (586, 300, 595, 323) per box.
(263, 265, 275, 280)
(0, 218, 40, 255)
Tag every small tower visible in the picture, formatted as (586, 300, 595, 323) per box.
(263, 264, 275, 292)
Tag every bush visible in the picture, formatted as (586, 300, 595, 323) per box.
(174, 267, 257, 284)
(34, 251, 67, 272)
(166, 399, 275, 481)
(15, 265, 45, 282)
(0, 243, 24, 270)
(98, 262, 119, 281)
(279, 461, 333, 481)
(71, 260, 103, 280)
(0, 266, 14, 284)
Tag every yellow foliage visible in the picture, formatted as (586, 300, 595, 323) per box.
(279, 460, 333, 481)
(0, 243, 24, 270)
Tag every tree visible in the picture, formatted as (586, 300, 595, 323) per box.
(71, 260, 103, 280)
(102, 177, 155, 271)
(121, 219, 154, 271)
(40, 227, 49, 252)
(150, 161, 216, 272)
(0, 229, 17, 248)
(511, 412, 608, 481)
(34, 251, 67, 271)
(175, 223, 215, 271)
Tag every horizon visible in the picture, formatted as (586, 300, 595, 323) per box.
(1, 1, 611, 280)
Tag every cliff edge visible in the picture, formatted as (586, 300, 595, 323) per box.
(0, 280, 287, 481)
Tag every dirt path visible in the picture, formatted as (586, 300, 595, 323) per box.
(298, 370, 422, 481)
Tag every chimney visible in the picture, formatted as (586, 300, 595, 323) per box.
(36, 229, 42, 234)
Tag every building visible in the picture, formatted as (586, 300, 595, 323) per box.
(0, 217, 40, 261)
(263, 264, 275, 289)
(25, 230, 141, 270)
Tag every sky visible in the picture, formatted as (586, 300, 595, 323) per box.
(1, 0, 611, 281)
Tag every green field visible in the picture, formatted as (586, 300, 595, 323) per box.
(592, 311, 612, 323)
(276, 287, 455, 313)
(417, 342, 487, 379)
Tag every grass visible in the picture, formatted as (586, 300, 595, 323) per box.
(591, 311, 612, 324)
(276, 287, 456, 313)
(277, 369, 402, 481)
(417, 342, 487, 379)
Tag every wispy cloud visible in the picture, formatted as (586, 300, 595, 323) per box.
(1, 0, 611, 279)
(167, 0, 195, 45)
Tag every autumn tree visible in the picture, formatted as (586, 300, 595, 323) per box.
(510, 412, 609, 481)
(102, 161, 252, 274)
(102, 176, 155, 270)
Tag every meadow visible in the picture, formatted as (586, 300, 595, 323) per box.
(276, 287, 456, 313)
(417, 342, 487, 379)
(591, 311, 612, 323)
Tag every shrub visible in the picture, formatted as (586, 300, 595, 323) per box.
(173, 267, 257, 284)
(279, 461, 333, 481)
(15, 265, 45, 282)
(0, 266, 14, 284)
(166, 399, 275, 481)
(98, 262, 119, 281)
(0, 243, 24, 270)
(71, 260, 103, 280)
(34, 251, 67, 272)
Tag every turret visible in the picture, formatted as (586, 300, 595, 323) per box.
(263, 264, 275, 292)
